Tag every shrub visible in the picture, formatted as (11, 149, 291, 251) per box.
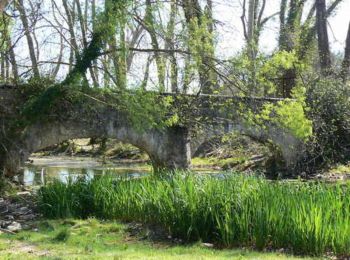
(301, 78, 350, 171)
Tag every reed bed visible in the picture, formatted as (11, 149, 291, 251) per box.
(38, 173, 350, 256)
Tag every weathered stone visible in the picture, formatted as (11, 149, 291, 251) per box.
(19, 214, 35, 221)
(16, 191, 31, 196)
(22, 224, 31, 230)
(18, 206, 29, 213)
(0, 86, 303, 176)
(4, 215, 14, 220)
(202, 243, 214, 248)
(7, 221, 22, 232)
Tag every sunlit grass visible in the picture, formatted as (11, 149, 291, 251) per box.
(191, 157, 247, 169)
(38, 173, 350, 257)
(0, 219, 311, 259)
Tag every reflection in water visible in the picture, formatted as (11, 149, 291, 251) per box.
(23, 168, 35, 186)
(20, 161, 220, 187)
(85, 169, 95, 182)
(20, 164, 149, 186)
(58, 169, 70, 184)
(41, 168, 45, 184)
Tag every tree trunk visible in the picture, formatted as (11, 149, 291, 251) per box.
(167, 0, 178, 92)
(75, 0, 98, 87)
(7, 38, 18, 82)
(278, 0, 305, 97)
(145, 0, 166, 91)
(0, 52, 5, 80)
(341, 21, 350, 82)
(316, 0, 331, 75)
(182, 0, 217, 94)
(17, 0, 40, 78)
(247, 0, 256, 58)
(91, 0, 99, 83)
(63, 0, 77, 72)
(126, 25, 143, 71)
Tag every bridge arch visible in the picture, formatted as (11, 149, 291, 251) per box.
(2, 112, 191, 177)
(191, 120, 304, 171)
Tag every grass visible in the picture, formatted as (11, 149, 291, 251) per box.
(328, 163, 350, 175)
(191, 157, 247, 169)
(0, 219, 312, 259)
(37, 173, 350, 257)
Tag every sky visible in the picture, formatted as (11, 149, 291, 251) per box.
(213, 0, 350, 57)
(8, 0, 350, 87)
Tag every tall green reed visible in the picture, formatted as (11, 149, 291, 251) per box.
(38, 173, 350, 256)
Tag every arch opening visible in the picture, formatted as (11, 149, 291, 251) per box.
(1, 119, 191, 177)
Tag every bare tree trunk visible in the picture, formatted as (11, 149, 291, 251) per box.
(17, 0, 40, 78)
(7, 39, 18, 82)
(126, 25, 143, 71)
(141, 56, 152, 89)
(316, 0, 331, 75)
(0, 52, 5, 80)
(118, 23, 127, 89)
(341, 21, 350, 82)
(278, 0, 288, 50)
(91, 0, 99, 83)
(145, 0, 165, 91)
(183, 51, 191, 94)
(65, 0, 76, 72)
(167, 0, 178, 92)
(52, 30, 64, 78)
(5, 53, 9, 79)
(102, 55, 110, 87)
(247, 0, 256, 58)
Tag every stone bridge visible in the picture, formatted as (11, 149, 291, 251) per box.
(0, 84, 303, 177)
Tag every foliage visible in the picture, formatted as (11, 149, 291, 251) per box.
(120, 89, 178, 132)
(300, 78, 350, 170)
(240, 86, 312, 143)
(229, 51, 307, 96)
(261, 86, 312, 141)
(39, 173, 350, 256)
(257, 51, 306, 95)
(17, 79, 177, 133)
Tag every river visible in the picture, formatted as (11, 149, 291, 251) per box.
(18, 156, 220, 186)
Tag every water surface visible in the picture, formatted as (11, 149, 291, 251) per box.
(20, 156, 150, 186)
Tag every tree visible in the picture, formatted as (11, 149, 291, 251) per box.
(277, 0, 343, 97)
(341, 21, 350, 82)
(16, 0, 40, 78)
(143, 0, 166, 91)
(182, 0, 217, 94)
(316, 0, 331, 75)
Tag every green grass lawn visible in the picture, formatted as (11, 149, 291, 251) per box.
(0, 219, 315, 260)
